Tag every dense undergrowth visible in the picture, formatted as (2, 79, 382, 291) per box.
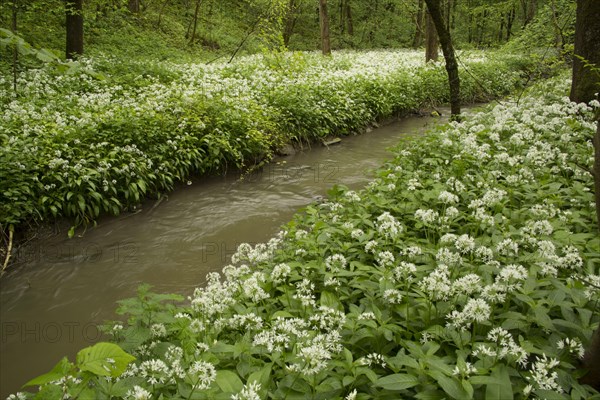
(12, 76, 600, 399)
(0, 50, 530, 236)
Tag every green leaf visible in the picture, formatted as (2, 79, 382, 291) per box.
(24, 357, 74, 387)
(76, 342, 135, 377)
(215, 370, 244, 393)
(429, 371, 471, 400)
(375, 373, 419, 390)
(247, 363, 271, 390)
(484, 364, 513, 400)
(320, 290, 343, 311)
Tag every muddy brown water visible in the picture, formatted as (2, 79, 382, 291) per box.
(0, 111, 454, 397)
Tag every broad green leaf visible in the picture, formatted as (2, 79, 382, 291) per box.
(320, 290, 343, 311)
(215, 370, 244, 393)
(247, 363, 272, 390)
(429, 371, 471, 400)
(484, 364, 513, 400)
(76, 342, 135, 377)
(375, 373, 419, 390)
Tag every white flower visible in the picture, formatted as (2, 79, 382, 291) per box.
(126, 385, 152, 400)
(438, 190, 459, 204)
(383, 289, 403, 304)
(325, 254, 347, 272)
(496, 238, 519, 257)
(231, 381, 261, 400)
(189, 361, 217, 390)
(454, 234, 476, 254)
(376, 212, 403, 238)
(351, 228, 364, 239)
(415, 209, 439, 225)
(150, 323, 167, 338)
(527, 354, 563, 393)
(420, 264, 452, 301)
(272, 263, 291, 283)
(376, 251, 395, 268)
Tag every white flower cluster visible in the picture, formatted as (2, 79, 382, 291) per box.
(376, 211, 404, 238)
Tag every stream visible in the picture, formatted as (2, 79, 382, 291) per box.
(0, 111, 451, 397)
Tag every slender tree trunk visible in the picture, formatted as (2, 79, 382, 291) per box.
(346, 1, 353, 36)
(425, 11, 438, 61)
(156, 0, 170, 28)
(319, 0, 331, 55)
(549, 0, 564, 52)
(189, 0, 203, 45)
(521, 0, 537, 27)
(339, 0, 345, 33)
(11, 0, 18, 93)
(65, 0, 83, 59)
(477, 10, 487, 46)
(451, 0, 457, 30)
(413, 0, 425, 48)
(506, 5, 515, 41)
(594, 121, 600, 233)
(128, 0, 140, 13)
(283, 0, 298, 47)
(424, 0, 460, 117)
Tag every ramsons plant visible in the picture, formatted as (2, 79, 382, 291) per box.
(11, 75, 599, 399)
(0, 50, 529, 235)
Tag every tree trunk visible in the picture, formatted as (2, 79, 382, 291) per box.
(571, 0, 600, 391)
(594, 121, 600, 233)
(413, 0, 425, 48)
(283, 0, 298, 47)
(128, 0, 140, 13)
(319, 0, 331, 56)
(506, 5, 515, 41)
(521, 0, 537, 27)
(425, 10, 438, 61)
(581, 321, 600, 390)
(424, 0, 460, 117)
(65, 0, 83, 59)
(189, 0, 203, 45)
(570, 0, 600, 104)
(339, 0, 345, 34)
(346, 0, 353, 36)
(156, 0, 170, 28)
(11, 0, 18, 93)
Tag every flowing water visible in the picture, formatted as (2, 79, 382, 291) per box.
(0, 111, 451, 397)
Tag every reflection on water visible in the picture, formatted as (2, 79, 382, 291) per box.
(0, 112, 449, 397)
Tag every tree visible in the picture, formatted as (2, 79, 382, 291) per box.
(424, 0, 460, 117)
(283, 0, 300, 47)
(412, 0, 425, 48)
(189, 0, 203, 45)
(425, 10, 438, 61)
(128, 0, 140, 13)
(65, 0, 83, 59)
(570, 0, 600, 104)
(318, 0, 331, 55)
(571, 0, 600, 390)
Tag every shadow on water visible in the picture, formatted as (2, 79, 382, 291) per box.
(0, 110, 458, 397)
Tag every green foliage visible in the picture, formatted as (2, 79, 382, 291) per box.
(12, 75, 600, 400)
(22, 343, 135, 398)
(0, 50, 529, 235)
